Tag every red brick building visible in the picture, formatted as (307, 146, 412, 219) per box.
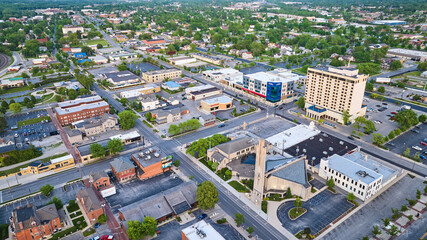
(55, 96, 110, 126)
(131, 146, 172, 180)
(143, 39, 165, 45)
(110, 157, 136, 182)
(10, 203, 60, 240)
(77, 188, 104, 225)
(89, 171, 111, 190)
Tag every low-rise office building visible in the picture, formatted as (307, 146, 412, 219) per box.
(202, 68, 243, 82)
(386, 48, 427, 62)
(319, 151, 398, 201)
(200, 95, 233, 113)
(19, 154, 75, 175)
(110, 157, 136, 182)
(131, 146, 173, 180)
(55, 96, 110, 126)
(182, 220, 225, 240)
(10, 203, 60, 240)
(102, 70, 142, 88)
(71, 113, 119, 138)
(88, 55, 108, 64)
(142, 69, 182, 83)
(119, 182, 197, 224)
(185, 85, 222, 101)
(243, 69, 299, 103)
(0, 77, 25, 89)
(191, 53, 223, 65)
(169, 56, 197, 66)
(63, 25, 84, 34)
(119, 84, 161, 98)
(96, 47, 124, 56)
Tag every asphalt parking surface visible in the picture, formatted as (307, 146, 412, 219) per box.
(309, 179, 326, 190)
(247, 117, 295, 139)
(323, 175, 425, 240)
(127, 62, 160, 73)
(105, 171, 183, 214)
(0, 182, 85, 225)
(277, 190, 354, 235)
(387, 124, 427, 164)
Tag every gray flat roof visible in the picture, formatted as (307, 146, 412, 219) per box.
(104, 70, 140, 82)
(55, 101, 109, 115)
(131, 146, 168, 168)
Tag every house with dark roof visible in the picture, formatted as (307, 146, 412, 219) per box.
(90, 171, 111, 190)
(77, 188, 104, 225)
(151, 107, 190, 124)
(118, 182, 197, 226)
(10, 203, 60, 240)
(207, 137, 257, 169)
(110, 157, 136, 182)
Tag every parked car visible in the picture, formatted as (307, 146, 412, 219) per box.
(415, 125, 422, 129)
(198, 214, 207, 220)
(382, 102, 388, 105)
(391, 112, 397, 115)
(376, 105, 381, 107)
(412, 146, 422, 151)
(90, 236, 100, 240)
(347, 136, 355, 140)
(419, 155, 426, 160)
(387, 142, 395, 146)
(411, 129, 420, 133)
(94, 223, 101, 228)
(218, 124, 226, 128)
(420, 142, 427, 146)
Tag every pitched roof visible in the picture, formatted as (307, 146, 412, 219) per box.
(216, 137, 257, 155)
(266, 156, 310, 188)
(91, 171, 108, 182)
(110, 157, 135, 173)
(78, 188, 102, 213)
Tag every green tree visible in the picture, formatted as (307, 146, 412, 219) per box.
(372, 133, 385, 145)
(89, 143, 106, 158)
(403, 147, 411, 157)
(388, 131, 396, 139)
(395, 109, 418, 129)
(98, 214, 108, 223)
(173, 160, 180, 167)
(119, 110, 138, 130)
(286, 187, 292, 198)
(390, 60, 403, 70)
(107, 138, 124, 154)
(0, 117, 7, 132)
(377, 86, 385, 94)
(196, 181, 219, 210)
(417, 62, 427, 71)
(127, 220, 145, 240)
(418, 114, 426, 123)
(366, 82, 374, 91)
(48, 196, 63, 210)
(342, 110, 350, 125)
(246, 226, 254, 234)
(9, 103, 22, 113)
(145, 112, 153, 121)
(234, 213, 245, 226)
(326, 178, 335, 190)
(294, 196, 302, 213)
(371, 225, 381, 237)
(347, 193, 356, 202)
(382, 218, 390, 227)
(40, 184, 54, 197)
(295, 96, 305, 109)
(389, 225, 399, 236)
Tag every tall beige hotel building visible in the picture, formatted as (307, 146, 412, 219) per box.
(304, 66, 368, 124)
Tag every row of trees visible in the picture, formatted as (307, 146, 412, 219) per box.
(168, 119, 201, 136)
(186, 134, 230, 158)
(89, 138, 124, 158)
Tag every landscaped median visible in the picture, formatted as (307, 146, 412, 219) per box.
(17, 116, 51, 128)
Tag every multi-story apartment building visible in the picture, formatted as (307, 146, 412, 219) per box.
(305, 66, 368, 123)
(243, 69, 299, 103)
(10, 203, 60, 240)
(55, 96, 110, 126)
(142, 69, 182, 83)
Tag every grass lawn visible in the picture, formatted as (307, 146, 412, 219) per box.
(72, 216, 87, 230)
(0, 85, 32, 95)
(67, 200, 80, 213)
(292, 67, 308, 75)
(229, 180, 250, 193)
(85, 39, 110, 46)
(83, 228, 96, 237)
(17, 116, 51, 128)
(289, 207, 307, 220)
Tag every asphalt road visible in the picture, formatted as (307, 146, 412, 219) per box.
(0, 53, 11, 71)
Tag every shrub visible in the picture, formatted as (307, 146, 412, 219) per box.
(261, 201, 268, 213)
(216, 218, 227, 224)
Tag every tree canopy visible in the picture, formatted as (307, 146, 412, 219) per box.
(196, 181, 219, 210)
(119, 110, 138, 130)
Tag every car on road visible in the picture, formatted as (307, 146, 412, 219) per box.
(198, 214, 207, 220)
(382, 102, 388, 105)
(421, 142, 427, 146)
(218, 124, 226, 128)
(411, 129, 420, 133)
(376, 105, 381, 107)
(347, 136, 355, 140)
(412, 146, 422, 151)
(420, 155, 426, 160)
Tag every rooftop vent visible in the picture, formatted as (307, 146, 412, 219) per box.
(356, 170, 368, 177)
(323, 151, 328, 155)
(329, 147, 334, 151)
(319, 138, 323, 142)
(339, 141, 344, 145)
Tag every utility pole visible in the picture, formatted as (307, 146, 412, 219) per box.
(15, 174, 19, 185)
(6, 179, 11, 193)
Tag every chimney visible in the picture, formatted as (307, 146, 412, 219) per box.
(18, 222, 24, 230)
(1, 139, 3, 144)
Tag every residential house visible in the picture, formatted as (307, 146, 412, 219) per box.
(110, 157, 136, 182)
(152, 107, 190, 124)
(77, 188, 104, 225)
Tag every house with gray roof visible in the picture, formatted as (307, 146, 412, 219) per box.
(152, 106, 190, 124)
(77, 188, 104, 224)
(110, 157, 136, 182)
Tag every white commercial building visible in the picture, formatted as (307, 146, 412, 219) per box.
(62, 25, 84, 34)
(387, 48, 427, 62)
(182, 220, 225, 240)
(169, 56, 197, 66)
(319, 151, 398, 201)
(202, 68, 243, 82)
(119, 84, 161, 98)
(243, 69, 299, 103)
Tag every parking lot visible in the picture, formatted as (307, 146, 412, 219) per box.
(127, 62, 160, 73)
(363, 98, 400, 137)
(387, 124, 427, 164)
(106, 171, 183, 214)
(277, 190, 354, 235)
(322, 175, 425, 240)
(0, 181, 85, 225)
